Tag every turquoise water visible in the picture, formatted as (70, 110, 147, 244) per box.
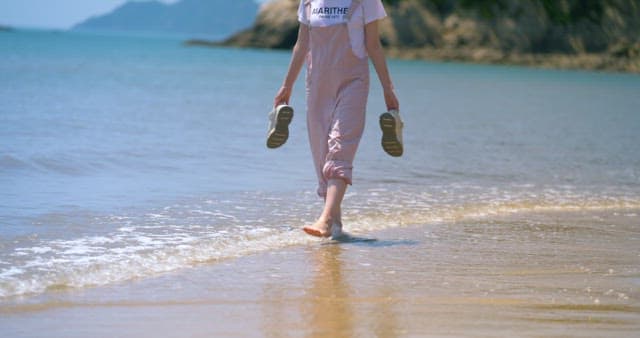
(1, 29, 639, 299)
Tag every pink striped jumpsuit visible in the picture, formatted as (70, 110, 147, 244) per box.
(304, 0, 369, 197)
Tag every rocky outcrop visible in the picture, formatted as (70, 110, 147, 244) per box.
(218, 0, 300, 49)
(213, 0, 640, 72)
(379, 0, 640, 72)
(0, 25, 12, 32)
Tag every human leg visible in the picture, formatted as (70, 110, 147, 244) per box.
(304, 79, 367, 238)
(303, 178, 346, 238)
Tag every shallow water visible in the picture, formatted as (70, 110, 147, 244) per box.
(1, 29, 639, 303)
(0, 210, 637, 337)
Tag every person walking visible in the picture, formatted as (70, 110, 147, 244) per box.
(269, 0, 402, 238)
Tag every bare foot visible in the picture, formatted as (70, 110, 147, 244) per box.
(303, 218, 332, 238)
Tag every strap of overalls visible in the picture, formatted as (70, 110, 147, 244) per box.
(346, 0, 363, 22)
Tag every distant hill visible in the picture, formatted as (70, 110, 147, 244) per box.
(72, 0, 258, 40)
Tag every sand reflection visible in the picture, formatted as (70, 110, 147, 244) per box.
(303, 244, 354, 337)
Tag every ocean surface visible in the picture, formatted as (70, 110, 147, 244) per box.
(1, 29, 639, 300)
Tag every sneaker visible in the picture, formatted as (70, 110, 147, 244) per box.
(379, 109, 404, 157)
(266, 104, 294, 149)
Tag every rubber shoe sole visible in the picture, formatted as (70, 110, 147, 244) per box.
(379, 112, 403, 157)
(266, 106, 294, 149)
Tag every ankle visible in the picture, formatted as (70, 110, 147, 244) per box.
(314, 216, 331, 227)
(317, 213, 331, 223)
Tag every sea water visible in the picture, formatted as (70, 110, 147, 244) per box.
(1, 29, 639, 299)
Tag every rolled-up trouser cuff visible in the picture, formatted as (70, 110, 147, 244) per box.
(323, 160, 352, 183)
(317, 160, 353, 197)
(316, 161, 353, 197)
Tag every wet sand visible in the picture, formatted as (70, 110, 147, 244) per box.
(1, 210, 639, 337)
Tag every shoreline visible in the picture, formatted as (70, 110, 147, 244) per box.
(2, 209, 638, 337)
(385, 47, 640, 74)
(185, 39, 640, 74)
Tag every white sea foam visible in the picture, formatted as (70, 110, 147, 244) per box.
(15, 246, 53, 254)
(1, 186, 639, 299)
(0, 267, 24, 278)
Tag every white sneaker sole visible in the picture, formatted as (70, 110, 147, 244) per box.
(266, 106, 294, 149)
(379, 112, 403, 157)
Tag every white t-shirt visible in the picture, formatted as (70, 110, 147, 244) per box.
(298, 0, 387, 58)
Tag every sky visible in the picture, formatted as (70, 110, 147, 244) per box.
(0, 0, 269, 30)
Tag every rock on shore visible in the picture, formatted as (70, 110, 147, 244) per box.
(211, 0, 640, 73)
(217, 0, 300, 49)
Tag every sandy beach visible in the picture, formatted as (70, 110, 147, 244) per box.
(1, 209, 638, 337)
